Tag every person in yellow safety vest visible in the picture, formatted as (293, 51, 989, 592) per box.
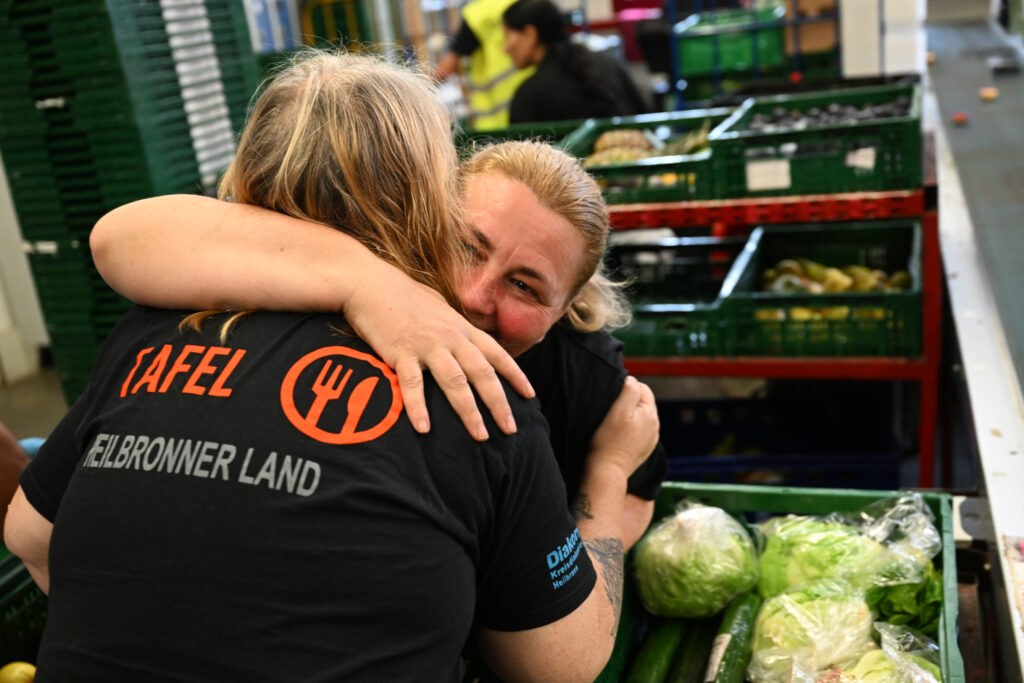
(432, 0, 535, 130)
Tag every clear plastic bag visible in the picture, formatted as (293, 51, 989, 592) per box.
(747, 578, 877, 683)
(816, 623, 943, 682)
(632, 498, 758, 618)
(756, 495, 940, 600)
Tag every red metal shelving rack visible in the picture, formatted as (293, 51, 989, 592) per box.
(611, 190, 942, 487)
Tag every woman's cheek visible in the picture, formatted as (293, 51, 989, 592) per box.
(496, 304, 554, 353)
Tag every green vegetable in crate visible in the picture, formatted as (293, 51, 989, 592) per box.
(665, 617, 720, 683)
(625, 618, 689, 683)
(757, 517, 897, 598)
(593, 129, 654, 153)
(826, 648, 942, 683)
(703, 592, 762, 683)
(748, 579, 876, 683)
(761, 258, 911, 294)
(582, 147, 653, 168)
(866, 564, 943, 638)
(825, 622, 944, 683)
(661, 119, 712, 157)
(633, 500, 758, 618)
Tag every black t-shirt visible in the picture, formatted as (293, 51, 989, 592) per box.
(21, 306, 595, 682)
(518, 324, 667, 502)
(508, 51, 650, 124)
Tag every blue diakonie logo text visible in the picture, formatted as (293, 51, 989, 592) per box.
(545, 528, 582, 590)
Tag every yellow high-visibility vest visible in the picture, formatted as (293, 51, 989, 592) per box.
(461, 0, 535, 130)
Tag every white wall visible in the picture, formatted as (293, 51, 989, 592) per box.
(0, 151, 48, 384)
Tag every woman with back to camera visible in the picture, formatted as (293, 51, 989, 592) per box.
(4, 51, 658, 682)
(501, 0, 650, 122)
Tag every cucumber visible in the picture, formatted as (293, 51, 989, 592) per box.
(625, 618, 689, 683)
(665, 616, 721, 683)
(703, 592, 763, 683)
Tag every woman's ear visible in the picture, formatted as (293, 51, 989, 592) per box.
(523, 24, 539, 44)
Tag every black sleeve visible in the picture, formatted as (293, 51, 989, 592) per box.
(508, 79, 540, 125)
(475, 410, 597, 631)
(451, 21, 479, 56)
(19, 378, 97, 522)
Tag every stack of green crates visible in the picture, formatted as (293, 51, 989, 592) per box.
(0, 0, 260, 403)
(560, 108, 733, 204)
(708, 83, 922, 198)
(0, 546, 46, 664)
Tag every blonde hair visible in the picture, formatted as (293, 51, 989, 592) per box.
(184, 49, 465, 338)
(460, 141, 631, 332)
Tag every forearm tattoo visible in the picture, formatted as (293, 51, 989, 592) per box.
(570, 493, 595, 522)
(582, 537, 625, 636)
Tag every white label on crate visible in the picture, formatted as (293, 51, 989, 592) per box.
(34, 97, 66, 110)
(169, 30, 214, 49)
(184, 94, 228, 115)
(187, 104, 231, 126)
(162, 5, 206, 20)
(704, 633, 732, 681)
(745, 159, 792, 191)
(182, 82, 224, 101)
(179, 68, 223, 88)
(32, 241, 59, 255)
(846, 147, 877, 170)
(175, 56, 219, 76)
(165, 18, 212, 35)
(172, 44, 216, 63)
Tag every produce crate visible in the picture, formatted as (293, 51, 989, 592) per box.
(453, 118, 586, 151)
(708, 83, 921, 197)
(608, 482, 964, 683)
(673, 6, 787, 77)
(720, 220, 922, 357)
(666, 452, 901, 489)
(560, 108, 733, 204)
(0, 547, 47, 664)
(606, 233, 746, 356)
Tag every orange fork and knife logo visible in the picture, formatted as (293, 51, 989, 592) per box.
(280, 347, 403, 444)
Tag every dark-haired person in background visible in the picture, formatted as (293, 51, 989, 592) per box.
(502, 0, 649, 123)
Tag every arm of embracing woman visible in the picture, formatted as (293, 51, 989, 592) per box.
(90, 195, 533, 440)
(4, 488, 52, 594)
(475, 377, 659, 682)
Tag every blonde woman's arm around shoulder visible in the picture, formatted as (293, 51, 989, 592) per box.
(90, 195, 533, 440)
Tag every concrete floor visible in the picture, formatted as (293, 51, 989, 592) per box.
(0, 365, 67, 441)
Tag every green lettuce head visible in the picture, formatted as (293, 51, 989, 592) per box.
(757, 515, 918, 599)
(748, 579, 875, 683)
(633, 501, 758, 618)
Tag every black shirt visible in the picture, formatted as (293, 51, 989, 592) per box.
(519, 324, 667, 502)
(22, 307, 595, 682)
(509, 51, 650, 124)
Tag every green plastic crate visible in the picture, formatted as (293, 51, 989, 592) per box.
(720, 220, 922, 357)
(709, 83, 922, 197)
(560, 108, 733, 204)
(674, 6, 787, 77)
(0, 547, 47, 664)
(606, 233, 745, 356)
(453, 118, 587, 151)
